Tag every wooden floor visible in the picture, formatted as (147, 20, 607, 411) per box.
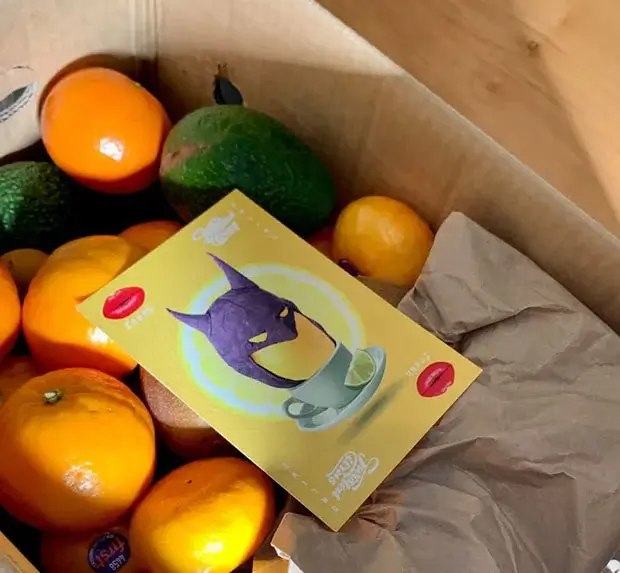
(320, 0, 620, 236)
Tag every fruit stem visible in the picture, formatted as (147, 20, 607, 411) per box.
(43, 390, 63, 405)
(213, 63, 244, 106)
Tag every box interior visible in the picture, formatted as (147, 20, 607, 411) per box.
(2, 0, 620, 568)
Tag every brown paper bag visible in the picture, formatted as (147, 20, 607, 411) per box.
(269, 212, 620, 573)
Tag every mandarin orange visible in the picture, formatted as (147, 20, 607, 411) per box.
(119, 220, 182, 253)
(0, 368, 156, 532)
(0, 262, 20, 362)
(333, 196, 434, 287)
(41, 67, 170, 194)
(23, 236, 145, 377)
(131, 458, 275, 573)
(1, 248, 49, 298)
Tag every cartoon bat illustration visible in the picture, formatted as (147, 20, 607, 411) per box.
(168, 254, 336, 389)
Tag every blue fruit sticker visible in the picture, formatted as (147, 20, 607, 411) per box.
(88, 532, 131, 572)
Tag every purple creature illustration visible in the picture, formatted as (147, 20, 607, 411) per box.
(168, 254, 335, 389)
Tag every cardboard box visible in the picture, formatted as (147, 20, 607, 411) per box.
(3, 0, 620, 570)
(318, 0, 620, 237)
(0, 532, 38, 573)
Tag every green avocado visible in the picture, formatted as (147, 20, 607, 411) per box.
(0, 162, 179, 254)
(0, 162, 77, 253)
(159, 105, 336, 236)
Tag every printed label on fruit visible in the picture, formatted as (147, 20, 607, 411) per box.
(79, 190, 481, 531)
(88, 532, 130, 572)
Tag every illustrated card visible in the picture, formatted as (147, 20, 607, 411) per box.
(79, 190, 481, 530)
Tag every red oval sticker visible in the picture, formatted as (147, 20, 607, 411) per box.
(417, 362, 455, 398)
(102, 286, 145, 320)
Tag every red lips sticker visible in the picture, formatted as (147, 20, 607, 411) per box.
(417, 362, 455, 398)
(102, 286, 145, 320)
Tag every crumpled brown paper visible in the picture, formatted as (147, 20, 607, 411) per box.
(269, 212, 620, 573)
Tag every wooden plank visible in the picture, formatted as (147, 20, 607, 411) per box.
(319, 0, 620, 236)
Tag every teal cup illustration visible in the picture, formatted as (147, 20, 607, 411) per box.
(283, 342, 361, 419)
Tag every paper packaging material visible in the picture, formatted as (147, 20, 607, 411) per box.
(79, 191, 481, 532)
(270, 212, 620, 573)
(4, 0, 620, 569)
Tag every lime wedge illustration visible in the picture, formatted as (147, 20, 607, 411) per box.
(345, 349, 376, 388)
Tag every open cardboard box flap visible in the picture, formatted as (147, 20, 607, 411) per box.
(2, 0, 620, 571)
(317, 0, 620, 239)
(0, 532, 38, 573)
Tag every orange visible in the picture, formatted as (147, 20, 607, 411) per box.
(120, 220, 182, 253)
(308, 227, 334, 259)
(131, 458, 275, 573)
(23, 236, 145, 377)
(1, 248, 49, 298)
(333, 196, 434, 287)
(0, 262, 20, 363)
(41, 67, 170, 194)
(0, 355, 41, 407)
(41, 521, 148, 573)
(0, 368, 156, 532)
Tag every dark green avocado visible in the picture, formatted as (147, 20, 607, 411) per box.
(0, 162, 76, 253)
